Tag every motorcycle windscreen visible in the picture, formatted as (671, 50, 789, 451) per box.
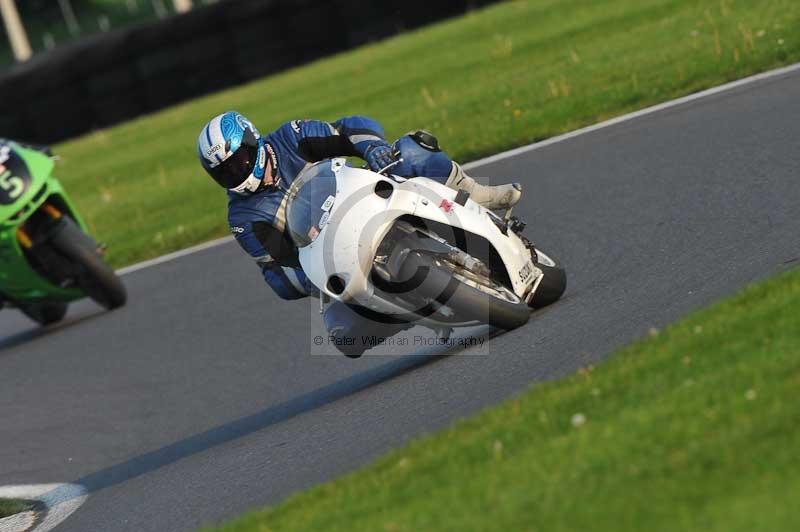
(285, 161, 338, 248)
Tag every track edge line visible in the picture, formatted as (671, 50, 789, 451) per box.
(118, 61, 800, 274)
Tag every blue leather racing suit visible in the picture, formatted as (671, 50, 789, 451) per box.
(228, 116, 453, 305)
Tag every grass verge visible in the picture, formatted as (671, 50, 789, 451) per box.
(206, 267, 800, 531)
(51, 0, 800, 267)
(0, 499, 33, 519)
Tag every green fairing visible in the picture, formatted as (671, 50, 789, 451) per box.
(0, 143, 86, 302)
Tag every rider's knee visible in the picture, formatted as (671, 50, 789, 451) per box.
(407, 130, 441, 152)
(392, 131, 453, 182)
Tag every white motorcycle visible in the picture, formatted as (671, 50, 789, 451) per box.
(284, 158, 566, 336)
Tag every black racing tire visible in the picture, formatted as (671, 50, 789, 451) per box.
(50, 218, 127, 310)
(17, 301, 68, 326)
(528, 262, 567, 309)
(398, 251, 530, 330)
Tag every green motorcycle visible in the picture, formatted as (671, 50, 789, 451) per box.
(0, 140, 126, 325)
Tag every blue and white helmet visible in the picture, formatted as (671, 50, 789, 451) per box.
(197, 111, 267, 194)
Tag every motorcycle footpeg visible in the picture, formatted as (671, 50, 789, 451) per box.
(509, 216, 527, 234)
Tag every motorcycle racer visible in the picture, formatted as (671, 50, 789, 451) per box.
(197, 111, 521, 355)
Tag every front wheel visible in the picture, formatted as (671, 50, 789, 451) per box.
(528, 249, 566, 309)
(50, 217, 127, 310)
(398, 251, 530, 330)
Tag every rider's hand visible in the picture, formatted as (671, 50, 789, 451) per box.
(364, 143, 395, 172)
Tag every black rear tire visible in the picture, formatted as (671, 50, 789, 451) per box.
(50, 218, 127, 310)
(17, 301, 68, 326)
(399, 251, 530, 330)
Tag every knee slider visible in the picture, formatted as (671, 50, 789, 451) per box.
(409, 130, 441, 152)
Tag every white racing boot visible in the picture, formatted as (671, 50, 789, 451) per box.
(445, 163, 521, 210)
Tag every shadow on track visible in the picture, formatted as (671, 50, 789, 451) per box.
(62, 352, 444, 498)
(0, 308, 106, 353)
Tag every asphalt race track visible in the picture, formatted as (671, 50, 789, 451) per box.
(2, 67, 799, 531)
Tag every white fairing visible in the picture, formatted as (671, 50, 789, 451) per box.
(297, 159, 542, 317)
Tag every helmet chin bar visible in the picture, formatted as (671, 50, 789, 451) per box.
(229, 173, 263, 195)
(229, 142, 268, 195)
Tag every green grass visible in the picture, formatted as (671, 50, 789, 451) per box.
(50, 0, 800, 268)
(0, 499, 33, 518)
(206, 267, 800, 532)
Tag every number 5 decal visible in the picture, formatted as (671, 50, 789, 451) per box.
(0, 171, 24, 199)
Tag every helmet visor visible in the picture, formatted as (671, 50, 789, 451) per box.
(207, 133, 259, 189)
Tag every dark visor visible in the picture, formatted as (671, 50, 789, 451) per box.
(208, 131, 259, 189)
